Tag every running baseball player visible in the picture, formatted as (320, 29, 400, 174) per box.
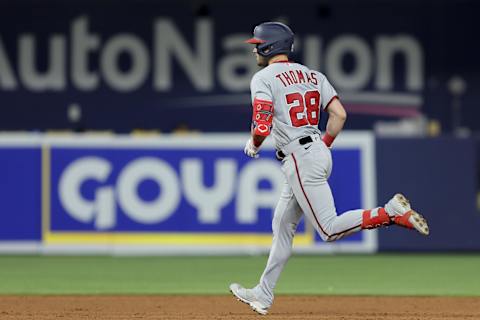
(229, 22, 429, 315)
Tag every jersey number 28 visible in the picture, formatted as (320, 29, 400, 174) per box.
(286, 90, 320, 127)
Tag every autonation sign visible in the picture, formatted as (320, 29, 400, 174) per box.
(0, 16, 423, 94)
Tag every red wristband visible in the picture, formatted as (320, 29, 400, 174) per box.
(322, 133, 335, 147)
(252, 137, 262, 148)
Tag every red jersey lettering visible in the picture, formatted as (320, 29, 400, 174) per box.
(296, 70, 305, 83)
(275, 74, 288, 87)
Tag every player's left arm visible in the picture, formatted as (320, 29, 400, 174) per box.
(319, 73, 345, 148)
(323, 97, 347, 147)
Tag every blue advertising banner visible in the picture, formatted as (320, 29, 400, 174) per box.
(0, 133, 377, 254)
(48, 148, 288, 234)
(43, 133, 375, 253)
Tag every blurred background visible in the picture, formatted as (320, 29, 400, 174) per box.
(0, 0, 479, 256)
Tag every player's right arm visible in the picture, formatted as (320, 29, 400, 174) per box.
(245, 73, 274, 158)
(323, 97, 347, 147)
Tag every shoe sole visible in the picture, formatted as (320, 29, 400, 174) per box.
(229, 288, 268, 315)
(395, 194, 429, 236)
(394, 193, 411, 209)
(409, 210, 430, 236)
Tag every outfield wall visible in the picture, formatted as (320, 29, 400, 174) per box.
(1, 133, 478, 254)
(377, 137, 480, 252)
(0, 133, 376, 255)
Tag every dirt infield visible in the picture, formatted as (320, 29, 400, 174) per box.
(0, 295, 479, 319)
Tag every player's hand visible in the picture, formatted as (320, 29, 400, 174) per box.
(244, 138, 260, 158)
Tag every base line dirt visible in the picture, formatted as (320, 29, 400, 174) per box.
(0, 295, 479, 319)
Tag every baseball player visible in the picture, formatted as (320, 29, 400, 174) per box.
(229, 22, 429, 315)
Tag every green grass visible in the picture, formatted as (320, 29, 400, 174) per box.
(0, 254, 479, 296)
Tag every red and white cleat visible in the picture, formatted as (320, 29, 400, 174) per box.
(385, 194, 430, 236)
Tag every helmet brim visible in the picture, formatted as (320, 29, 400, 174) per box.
(245, 37, 266, 44)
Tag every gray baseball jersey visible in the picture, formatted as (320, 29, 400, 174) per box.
(250, 61, 338, 150)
